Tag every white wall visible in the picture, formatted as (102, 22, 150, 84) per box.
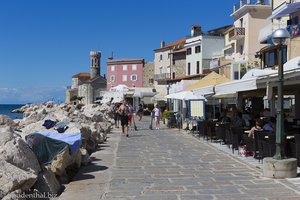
(185, 35, 224, 75)
(185, 35, 202, 75)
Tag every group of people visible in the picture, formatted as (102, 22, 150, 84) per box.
(216, 108, 277, 138)
(111, 100, 162, 137)
(112, 101, 134, 137)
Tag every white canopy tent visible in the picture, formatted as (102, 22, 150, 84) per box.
(167, 91, 206, 101)
(101, 91, 124, 104)
(193, 85, 215, 97)
(214, 69, 277, 98)
(283, 56, 300, 71)
(110, 84, 129, 92)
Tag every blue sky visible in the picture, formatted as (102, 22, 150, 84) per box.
(0, 0, 233, 104)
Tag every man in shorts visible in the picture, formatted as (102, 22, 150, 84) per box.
(118, 101, 129, 137)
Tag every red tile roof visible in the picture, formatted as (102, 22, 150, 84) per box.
(154, 38, 186, 51)
(72, 73, 90, 78)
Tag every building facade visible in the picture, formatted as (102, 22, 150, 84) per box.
(143, 62, 154, 87)
(185, 26, 225, 76)
(229, 0, 272, 79)
(106, 58, 144, 90)
(66, 51, 107, 105)
(154, 39, 186, 84)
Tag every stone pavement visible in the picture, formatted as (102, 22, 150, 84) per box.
(60, 116, 300, 200)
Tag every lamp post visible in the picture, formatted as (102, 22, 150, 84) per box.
(167, 83, 171, 110)
(272, 28, 290, 160)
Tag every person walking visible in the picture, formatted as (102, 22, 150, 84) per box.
(113, 103, 121, 128)
(118, 101, 129, 137)
(127, 102, 133, 129)
(152, 104, 162, 130)
(137, 103, 143, 121)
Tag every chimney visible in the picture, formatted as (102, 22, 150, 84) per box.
(161, 40, 165, 48)
(191, 25, 202, 37)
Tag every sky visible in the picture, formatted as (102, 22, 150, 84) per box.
(0, 0, 234, 104)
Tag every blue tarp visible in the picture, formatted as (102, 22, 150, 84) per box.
(36, 131, 82, 154)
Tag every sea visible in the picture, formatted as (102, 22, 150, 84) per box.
(0, 104, 25, 119)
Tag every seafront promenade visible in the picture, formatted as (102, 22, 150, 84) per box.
(59, 117, 300, 200)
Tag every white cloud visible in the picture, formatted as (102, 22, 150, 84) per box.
(0, 87, 66, 104)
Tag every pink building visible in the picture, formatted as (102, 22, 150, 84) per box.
(106, 58, 144, 90)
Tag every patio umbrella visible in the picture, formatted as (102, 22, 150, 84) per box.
(167, 91, 206, 101)
(110, 84, 129, 92)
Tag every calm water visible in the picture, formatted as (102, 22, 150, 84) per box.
(0, 104, 24, 119)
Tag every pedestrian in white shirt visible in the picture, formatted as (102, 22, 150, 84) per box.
(152, 104, 161, 130)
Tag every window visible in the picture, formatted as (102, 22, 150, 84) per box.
(122, 75, 127, 82)
(172, 72, 175, 79)
(131, 74, 137, 81)
(173, 59, 175, 65)
(293, 16, 299, 25)
(195, 46, 201, 53)
(240, 45, 244, 55)
(188, 63, 191, 75)
(196, 61, 200, 74)
(111, 65, 115, 71)
(232, 63, 246, 80)
(160, 55, 163, 61)
(240, 18, 243, 28)
(132, 64, 137, 70)
(110, 75, 115, 82)
(267, 51, 275, 66)
(123, 65, 127, 71)
(159, 67, 163, 74)
(187, 48, 192, 55)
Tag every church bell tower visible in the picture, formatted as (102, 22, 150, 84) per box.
(90, 51, 101, 79)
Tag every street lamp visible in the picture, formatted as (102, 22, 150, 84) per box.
(272, 28, 290, 160)
(167, 83, 171, 110)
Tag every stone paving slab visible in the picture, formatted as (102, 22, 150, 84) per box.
(60, 116, 300, 199)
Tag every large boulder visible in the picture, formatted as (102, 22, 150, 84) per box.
(0, 160, 37, 199)
(33, 166, 62, 195)
(82, 104, 105, 122)
(0, 115, 17, 128)
(0, 127, 41, 198)
(80, 126, 97, 154)
(50, 148, 81, 177)
(0, 127, 41, 174)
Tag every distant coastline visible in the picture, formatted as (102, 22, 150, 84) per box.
(0, 104, 25, 119)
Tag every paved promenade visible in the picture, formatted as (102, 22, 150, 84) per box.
(60, 116, 300, 200)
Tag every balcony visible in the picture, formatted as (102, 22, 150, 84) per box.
(233, 0, 270, 13)
(154, 73, 171, 80)
(210, 59, 220, 70)
(229, 28, 245, 40)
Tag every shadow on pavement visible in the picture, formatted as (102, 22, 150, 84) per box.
(71, 163, 109, 182)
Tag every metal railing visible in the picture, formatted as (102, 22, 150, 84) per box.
(154, 73, 171, 80)
(229, 28, 245, 40)
(234, 0, 270, 12)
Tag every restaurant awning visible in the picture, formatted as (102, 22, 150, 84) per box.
(132, 91, 156, 98)
(187, 71, 230, 92)
(193, 85, 215, 97)
(166, 91, 206, 101)
(214, 69, 277, 98)
(214, 77, 257, 98)
(268, 2, 300, 19)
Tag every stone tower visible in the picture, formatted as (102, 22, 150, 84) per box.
(90, 51, 101, 79)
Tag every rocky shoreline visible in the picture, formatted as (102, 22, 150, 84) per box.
(0, 102, 114, 199)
